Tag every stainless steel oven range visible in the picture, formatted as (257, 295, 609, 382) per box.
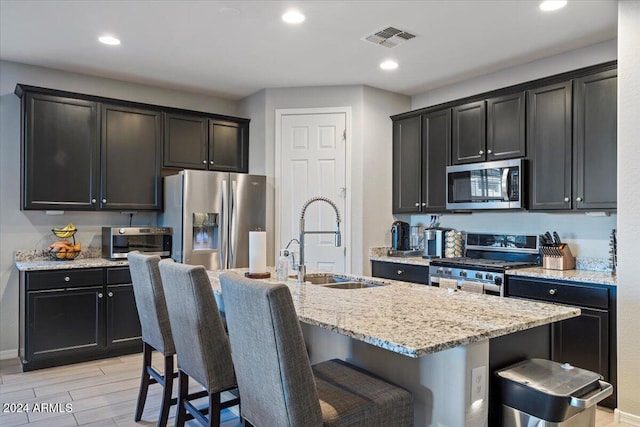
(428, 232, 540, 296)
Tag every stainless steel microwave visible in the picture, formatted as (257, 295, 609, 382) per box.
(102, 227, 172, 259)
(446, 158, 524, 210)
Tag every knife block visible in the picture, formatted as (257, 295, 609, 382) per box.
(542, 244, 576, 270)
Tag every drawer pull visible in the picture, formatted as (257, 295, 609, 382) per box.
(64, 276, 70, 282)
(98, 292, 104, 298)
(549, 289, 557, 295)
(108, 292, 114, 297)
(397, 270, 404, 275)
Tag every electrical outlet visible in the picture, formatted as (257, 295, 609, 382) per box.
(471, 366, 486, 403)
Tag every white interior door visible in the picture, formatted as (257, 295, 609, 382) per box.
(280, 112, 347, 273)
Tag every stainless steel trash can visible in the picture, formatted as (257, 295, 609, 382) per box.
(496, 358, 613, 427)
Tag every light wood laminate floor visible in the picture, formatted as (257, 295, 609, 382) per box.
(0, 353, 619, 426)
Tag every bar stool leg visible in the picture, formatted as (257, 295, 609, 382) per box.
(208, 392, 221, 426)
(175, 371, 189, 427)
(135, 342, 153, 421)
(157, 354, 174, 427)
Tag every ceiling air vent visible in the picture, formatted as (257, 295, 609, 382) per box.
(362, 26, 416, 48)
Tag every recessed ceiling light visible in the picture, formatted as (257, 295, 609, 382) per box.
(380, 60, 399, 71)
(539, 0, 567, 11)
(282, 10, 305, 24)
(98, 35, 121, 46)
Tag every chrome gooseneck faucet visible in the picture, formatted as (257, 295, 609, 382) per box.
(296, 196, 341, 283)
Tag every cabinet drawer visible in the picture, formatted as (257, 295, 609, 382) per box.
(106, 267, 131, 285)
(371, 261, 430, 285)
(26, 269, 104, 291)
(507, 277, 608, 309)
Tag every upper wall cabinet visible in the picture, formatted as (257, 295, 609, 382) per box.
(392, 109, 449, 214)
(100, 104, 162, 211)
(573, 69, 617, 210)
(163, 113, 249, 173)
(21, 92, 100, 210)
(452, 92, 525, 165)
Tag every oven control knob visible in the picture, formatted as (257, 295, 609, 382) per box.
(475, 272, 483, 279)
(119, 228, 126, 234)
(459, 270, 467, 277)
(485, 273, 493, 281)
(437, 268, 444, 274)
(445, 269, 452, 275)
(494, 276, 503, 286)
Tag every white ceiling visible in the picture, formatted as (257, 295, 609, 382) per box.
(0, 0, 617, 101)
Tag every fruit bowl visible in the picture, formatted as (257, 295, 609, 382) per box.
(48, 248, 81, 260)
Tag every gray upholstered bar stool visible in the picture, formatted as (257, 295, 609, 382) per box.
(158, 260, 240, 427)
(127, 251, 178, 427)
(219, 272, 413, 427)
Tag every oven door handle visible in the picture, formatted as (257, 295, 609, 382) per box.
(501, 168, 510, 201)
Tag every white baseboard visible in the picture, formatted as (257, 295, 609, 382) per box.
(0, 349, 18, 360)
(615, 408, 640, 426)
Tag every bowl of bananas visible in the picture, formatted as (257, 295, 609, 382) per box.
(49, 223, 81, 260)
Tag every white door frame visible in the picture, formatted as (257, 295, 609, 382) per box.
(275, 107, 352, 273)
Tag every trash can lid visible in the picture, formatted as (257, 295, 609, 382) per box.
(496, 358, 602, 397)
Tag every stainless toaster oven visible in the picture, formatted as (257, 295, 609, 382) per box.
(102, 227, 172, 259)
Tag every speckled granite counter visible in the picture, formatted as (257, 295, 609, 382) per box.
(507, 267, 617, 286)
(208, 268, 579, 358)
(15, 248, 128, 271)
(369, 247, 430, 266)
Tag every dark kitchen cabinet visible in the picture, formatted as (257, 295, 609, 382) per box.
(527, 81, 573, 210)
(163, 113, 249, 173)
(452, 101, 485, 165)
(101, 104, 162, 210)
(573, 69, 617, 210)
(506, 276, 616, 408)
(371, 261, 430, 285)
(392, 110, 449, 214)
(20, 93, 99, 210)
(486, 92, 526, 161)
(19, 267, 141, 371)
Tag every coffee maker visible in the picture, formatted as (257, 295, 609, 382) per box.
(422, 228, 449, 259)
(391, 221, 410, 251)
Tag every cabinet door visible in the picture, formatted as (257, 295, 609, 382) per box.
(163, 113, 208, 169)
(487, 92, 525, 161)
(574, 70, 617, 210)
(208, 119, 249, 172)
(421, 109, 450, 212)
(106, 284, 142, 348)
(22, 93, 99, 210)
(101, 104, 162, 210)
(527, 81, 572, 210)
(452, 100, 486, 165)
(26, 287, 104, 360)
(552, 308, 609, 382)
(392, 116, 422, 213)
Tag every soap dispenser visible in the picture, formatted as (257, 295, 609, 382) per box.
(276, 249, 290, 281)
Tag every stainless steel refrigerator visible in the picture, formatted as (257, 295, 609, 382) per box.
(160, 170, 266, 270)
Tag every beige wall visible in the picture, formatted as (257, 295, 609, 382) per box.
(617, 0, 640, 421)
(0, 60, 239, 356)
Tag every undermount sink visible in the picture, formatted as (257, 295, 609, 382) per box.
(301, 273, 386, 289)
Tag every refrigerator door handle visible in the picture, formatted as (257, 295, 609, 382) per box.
(229, 179, 238, 268)
(221, 179, 228, 269)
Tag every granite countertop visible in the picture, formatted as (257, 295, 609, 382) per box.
(208, 268, 579, 358)
(15, 248, 128, 271)
(369, 247, 616, 286)
(506, 267, 617, 286)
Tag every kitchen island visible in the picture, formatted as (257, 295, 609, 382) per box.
(208, 269, 579, 427)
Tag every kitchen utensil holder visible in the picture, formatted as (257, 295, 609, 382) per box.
(542, 244, 575, 270)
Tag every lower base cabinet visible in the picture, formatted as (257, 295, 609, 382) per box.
(506, 276, 616, 408)
(371, 260, 430, 285)
(19, 267, 142, 371)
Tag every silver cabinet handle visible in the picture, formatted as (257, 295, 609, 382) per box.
(108, 292, 114, 297)
(210, 160, 214, 165)
(397, 270, 404, 275)
(202, 160, 207, 164)
(564, 197, 570, 203)
(64, 276, 70, 282)
(479, 150, 484, 155)
(98, 292, 104, 298)
(91, 198, 97, 204)
(576, 197, 583, 202)
(487, 149, 492, 154)
(415, 202, 420, 207)
(421, 202, 426, 206)
(102, 198, 107, 203)
(549, 289, 557, 295)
